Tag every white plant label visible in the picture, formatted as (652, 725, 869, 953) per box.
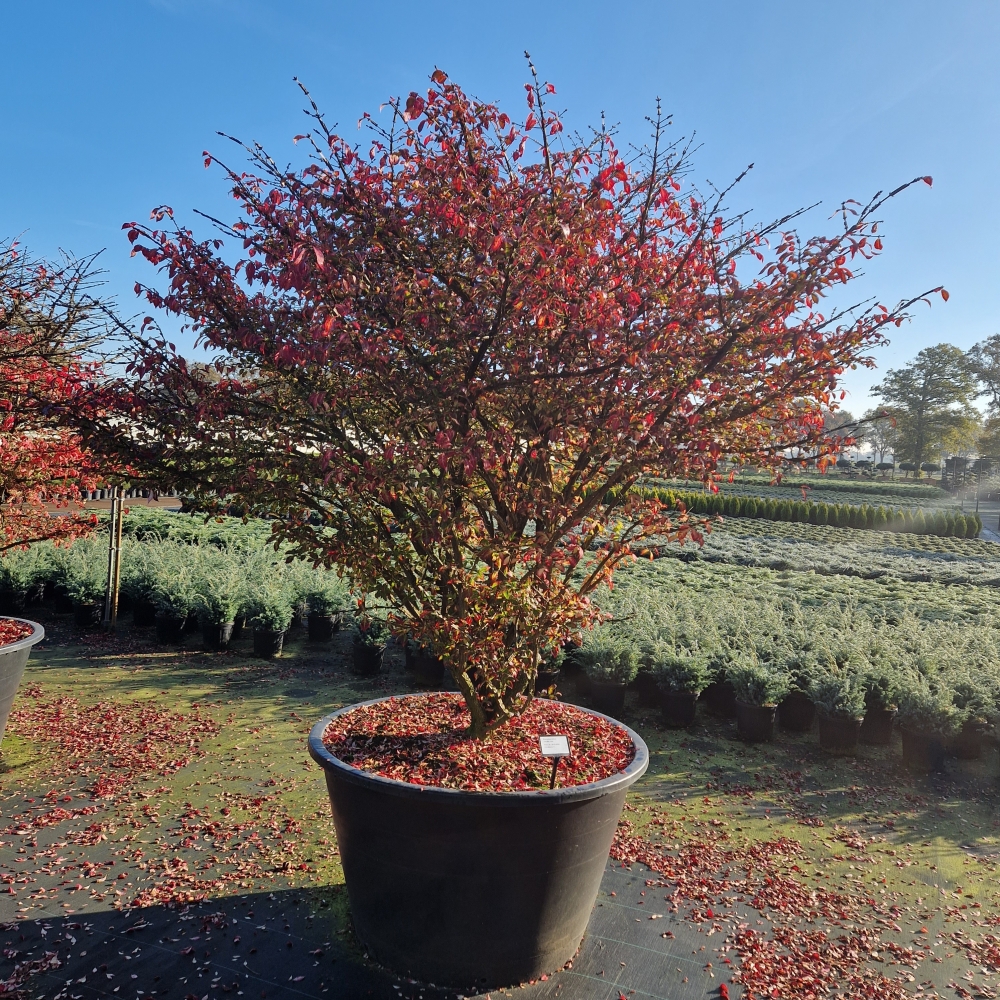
(538, 735, 570, 758)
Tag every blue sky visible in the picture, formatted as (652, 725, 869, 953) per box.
(3, 1, 998, 413)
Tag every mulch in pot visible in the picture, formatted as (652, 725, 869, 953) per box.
(0, 618, 33, 645)
(322, 692, 635, 791)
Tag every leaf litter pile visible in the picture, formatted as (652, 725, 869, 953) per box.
(0, 619, 33, 646)
(322, 692, 636, 790)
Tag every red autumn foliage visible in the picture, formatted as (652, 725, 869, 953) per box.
(96, 68, 941, 736)
(322, 692, 634, 790)
(0, 618, 33, 647)
(0, 242, 104, 552)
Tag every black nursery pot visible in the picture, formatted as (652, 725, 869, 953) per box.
(778, 691, 816, 733)
(308, 697, 648, 989)
(660, 690, 699, 728)
(53, 587, 75, 615)
(132, 597, 157, 627)
(859, 706, 896, 745)
(253, 628, 286, 659)
(155, 614, 187, 645)
(73, 601, 103, 630)
(818, 713, 862, 755)
(900, 727, 946, 774)
(949, 719, 985, 760)
(735, 701, 776, 742)
(201, 622, 234, 652)
(405, 643, 445, 687)
(352, 639, 383, 677)
(704, 680, 738, 719)
(589, 679, 626, 718)
(307, 611, 340, 643)
(631, 671, 660, 708)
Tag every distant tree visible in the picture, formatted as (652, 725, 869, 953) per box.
(871, 344, 977, 472)
(967, 334, 1000, 415)
(977, 415, 1000, 460)
(860, 406, 901, 465)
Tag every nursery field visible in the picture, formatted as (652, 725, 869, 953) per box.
(1, 605, 1000, 1000)
(3, 504, 1000, 998)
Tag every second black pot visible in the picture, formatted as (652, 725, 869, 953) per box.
(735, 701, 776, 742)
(703, 680, 738, 719)
(778, 691, 816, 732)
(132, 597, 157, 627)
(405, 643, 445, 687)
(201, 622, 234, 652)
(660, 690, 698, 728)
(155, 614, 187, 645)
(589, 679, 626, 718)
(352, 640, 383, 676)
(253, 628, 286, 659)
(73, 601, 103, 630)
(859, 706, 896, 745)
(307, 612, 341, 643)
(818, 713, 862, 755)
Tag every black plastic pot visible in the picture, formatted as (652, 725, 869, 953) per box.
(53, 587, 74, 615)
(631, 671, 660, 708)
(660, 690, 698, 728)
(307, 612, 340, 643)
(736, 701, 776, 742)
(253, 628, 286, 659)
(405, 643, 445, 687)
(704, 680, 738, 719)
(73, 601, 103, 630)
(818, 713, 862, 755)
(352, 639, 383, 676)
(155, 614, 187, 645)
(900, 727, 945, 773)
(859, 706, 896, 745)
(132, 597, 157, 627)
(308, 697, 648, 989)
(201, 622, 234, 652)
(535, 668, 560, 694)
(0, 589, 27, 615)
(778, 691, 816, 732)
(949, 719, 985, 760)
(589, 679, 627, 718)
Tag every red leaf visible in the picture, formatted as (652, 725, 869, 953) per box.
(922, 175, 933, 186)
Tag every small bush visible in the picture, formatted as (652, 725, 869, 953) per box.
(727, 658, 790, 707)
(578, 634, 640, 684)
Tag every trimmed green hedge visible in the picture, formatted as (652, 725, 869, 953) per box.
(624, 487, 982, 539)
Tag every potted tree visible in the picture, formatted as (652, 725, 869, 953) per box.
(810, 668, 867, 755)
(62, 540, 107, 629)
(652, 645, 709, 728)
(729, 659, 790, 742)
(352, 617, 389, 676)
(702, 652, 739, 719)
(302, 571, 350, 643)
(150, 545, 196, 644)
(245, 583, 294, 659)
(859, 662, 899, 745)
(577, 634, 639, 717)
(191, 547, 243, 651)
(777, 650, 817, 732)
(96, 67, 936, 989)
(0, 617, 46, 745)
(896, 676, 965, 773)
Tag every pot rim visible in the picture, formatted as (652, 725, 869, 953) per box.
(0, 618, 45, 655)
(308, 693, 649, 806)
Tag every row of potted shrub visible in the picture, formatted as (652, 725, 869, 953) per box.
(559, 632, 993, 774)
(622, 486, 982, 538)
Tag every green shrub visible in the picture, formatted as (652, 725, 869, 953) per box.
(191, 547, 244, 625)
(148, 543, 197, 620)
(578, 634, 640, 684)
(650, 645, 710, 694)
(896, 675, 966, 737)
(355, 617, 390, 650)
(301, 569, 351, 616)
(863, 662, 900, 711)
(727, 658, 790, 707)
(61, 539, 106, 605)
(810, 668, 867, 720)
(815, 503, 829, 526)
(0, 545, 50, 602)
(873, 506, 888, 530)
(911, 510, 926, 533)
(953, 514, 967, 540)
(245, 583, 294, 633)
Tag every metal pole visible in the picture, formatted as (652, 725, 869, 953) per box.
(103, 486, 124, 629)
